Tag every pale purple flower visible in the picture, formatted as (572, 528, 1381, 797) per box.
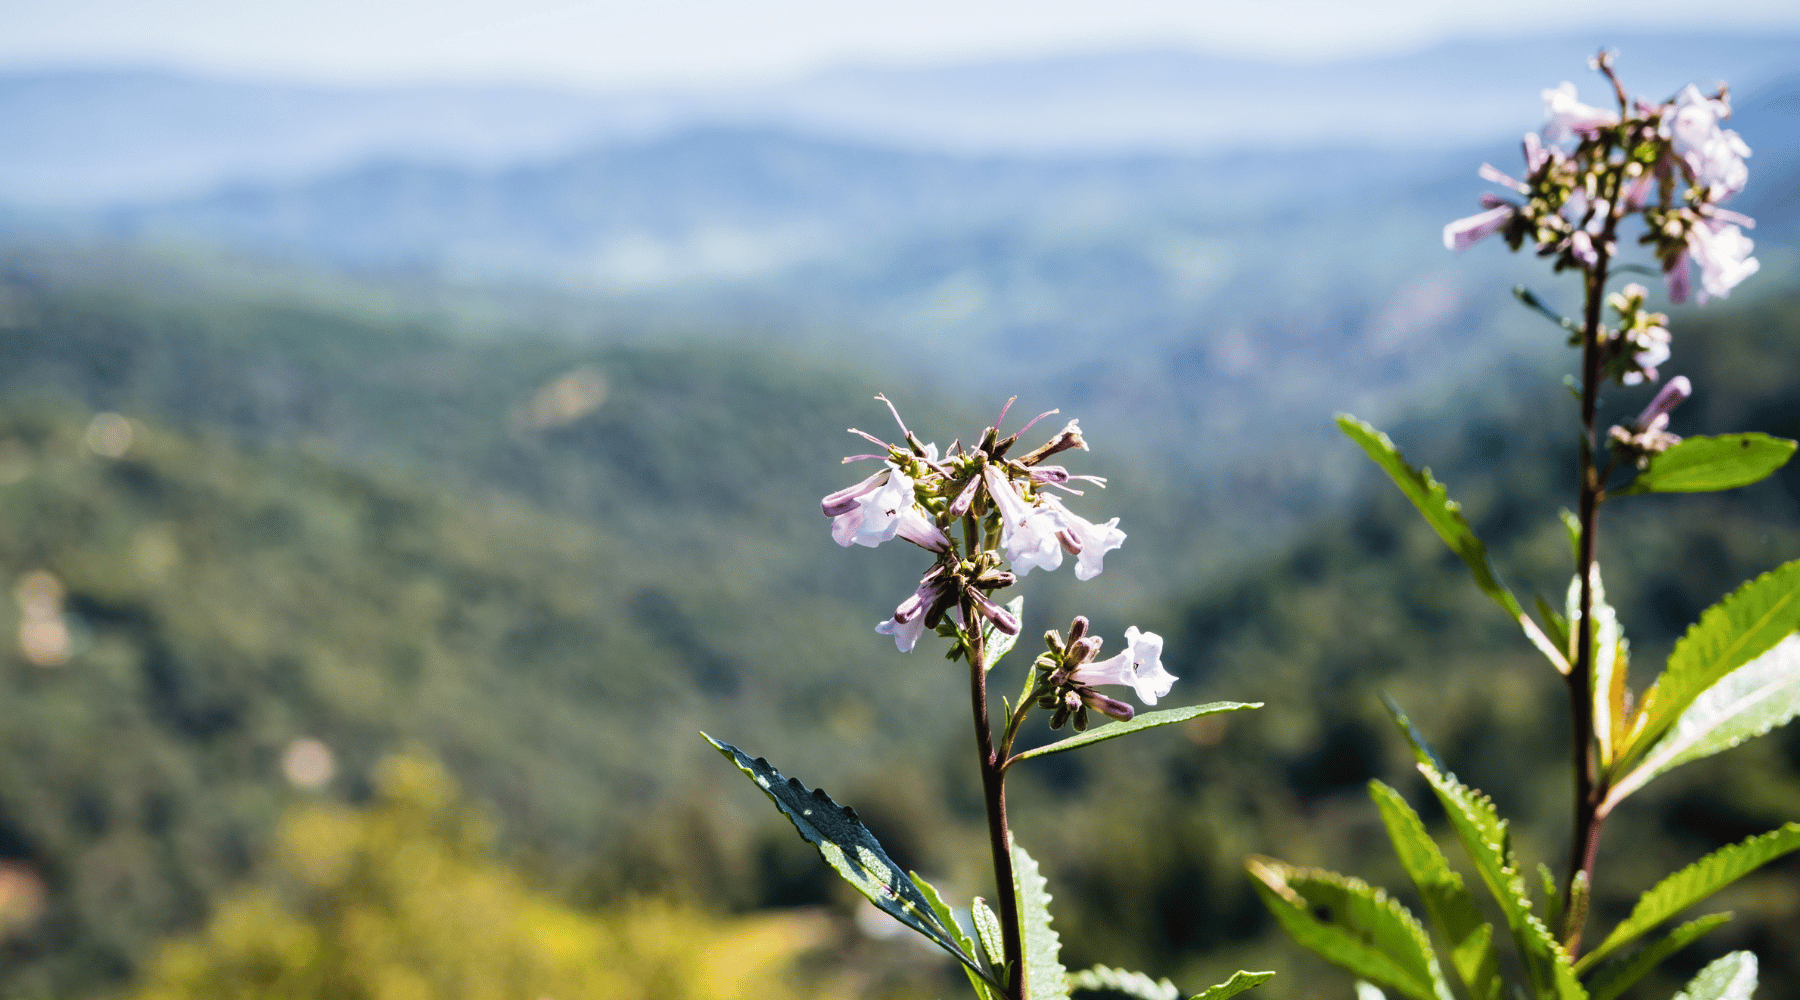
(1041, 495, 1125, 581)
(1668, 85, 1751, 200)
(1609, 376, 1690, 461)
(983, 465, 1064, 576)
(876, 612, 930, 652)
(1686, 219, 1759, 303)
(1541, 82, 1619, 144)
(878, 575, 953, 652)
(823, 445, 949, 551)
(1570, 230, 1599, 268)
(828, 464, 917, 547)
(1071, 627, 1176, 706)
(1444, 205, 1514, 251)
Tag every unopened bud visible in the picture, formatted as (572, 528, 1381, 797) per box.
(1066, 616, 1090, 645)
(1070, 635, 1103, 664)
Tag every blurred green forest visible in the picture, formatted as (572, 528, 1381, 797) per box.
(0, 264, 1795, 999)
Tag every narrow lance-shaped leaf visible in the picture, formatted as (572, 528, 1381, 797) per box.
(1416, 764, 1585, 1000)
(912, 873, 998, 1000)
(1624, 558, 1800, 762)
(1064, 965, 1177, 1000)
(1672, 952, 1758, 1000)
(1607, 634, 1800, 806)
(974, 898, 1005, 974)
(1617, 433, 1795, 495)
(1585, 913, 1733, 1000)
(1576, 823, 1800, 972)
(1013, 841, 1069, 1000)
(1368, 781, 1503, 1000)
(1245, 856, 1453, 1000)
(703, 734, 999, 989)
(1189, 970, 1276, 1000)
(1009, 702, 1260, 767)
(1338, 415, 1568, 673)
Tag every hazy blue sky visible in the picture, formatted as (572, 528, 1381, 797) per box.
(4, 0, 1799, 89)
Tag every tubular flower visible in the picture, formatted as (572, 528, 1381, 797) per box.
(1608, 375, 1691, 465)
(1541, 82, 1619, 144)
(982, 465, 1064, 576)
(824, 460, 946, 550)
(1070, 627, 1177, 707)
(1444, 204, 1515, 251)
(1684, 219, 1759, 304)
(1041, 495, 1125, 581)
(1668, 85, 1750, 201)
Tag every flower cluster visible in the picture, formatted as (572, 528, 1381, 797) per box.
(1032, 617, 1175, 729)
(821, 396, 1170, 717)
(1444, 54, 1757, 312)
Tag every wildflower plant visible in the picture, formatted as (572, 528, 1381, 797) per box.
(705, 398, 1271, 1000)
(1252, 54, 1800, 1000)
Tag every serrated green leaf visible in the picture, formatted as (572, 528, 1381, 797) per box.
(1008, 702, 1260, 766)
(1065, 965, 1178, 1000)
(1338, 414, 1568, 673)
(1245, 856, 1453, 1000)
(703, 734, 997, 988)
(984, 596, 1026, 671)
(1672, 951, 1758, 1000)
(1617, 433, 1795, 495)
(1189, 970, 1276, 1000)
(1585, 913, 1733, 1000)
(974, 897, 1006, 973)
(1537, 596, 1572, 670)
(1379, 694, 1446, 772)
(1014, 841, 1069, 1000)
(1369, 781, 1503, 1000)
(1539, 863, 1564, 936)
(1608, 635, 1800, 806)
(1578, 824, 1800, 971)
(1560, 508, 1581, 563)
(1566, 567, 1629, 768)
(1626, 559, 1800, 762)
(1416, 765, 1584, 1000)
(913, 873, 998, 1000)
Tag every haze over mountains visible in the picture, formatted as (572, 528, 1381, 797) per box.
(3, 32, 1796, 492)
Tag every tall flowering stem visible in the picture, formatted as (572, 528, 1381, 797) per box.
(815, 398, 1192, 1000)
(1444, 51, 1759, 955)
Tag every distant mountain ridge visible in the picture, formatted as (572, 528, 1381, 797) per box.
(3, 31, 1796, 207)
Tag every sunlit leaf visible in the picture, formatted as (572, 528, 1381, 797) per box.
(1245, 856, 1452, 1000)
(913, 873, 998, 1000)
(1008, 702, 1260, 766)
(1369, 781, 1503, 1000)
(974, 898, 1006, 974)
(1672, 951, 1758, 1000)
(1014, 841, 1069, 1000)
(1617, 434, 1795, 495)
(1585, 913, 1732, 1000)
(1338, 415, 1568, 673)
(1625, 559, 1800, 762)
(1189, 970, 1275, 1000)
(1065, 965, 1177, 1000)
(1607, 635, 1800, 805)
(703, 734, 998, 988)
(1415, 765, 1583, 1000)
(1566, 567, 1629, 768)
(1577, 824, 1800, 971)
